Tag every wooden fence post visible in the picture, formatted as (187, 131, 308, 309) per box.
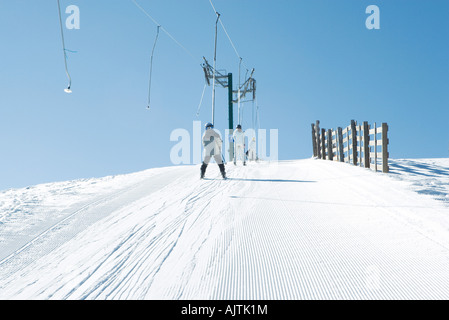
(363, 121, 370, 168)
(311, 123, 317, 157)
(343, 126, 350, 163)
(327, 129, 333, 161)
(316, 121, 321, 159)
(373, 122, 377, 172)
(357, 124, 363, 167)
(338, 127, 344, 162)
(311, 120, 389, 173)
(332, 129, 338, 161)
(382, 123, 389, 173)
(350, 120, 357, 165)
(321, 128, 326, 160)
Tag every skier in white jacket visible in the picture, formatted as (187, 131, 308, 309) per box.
(247, 136, 257, 161)
(201, 122, 226, 179)
(233, 124, 246, 166)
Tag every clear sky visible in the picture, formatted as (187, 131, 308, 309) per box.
(1, 0, 448, 190)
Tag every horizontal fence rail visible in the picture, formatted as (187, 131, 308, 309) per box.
(311, 120, 389, 173)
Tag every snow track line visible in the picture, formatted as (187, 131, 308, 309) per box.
(57, 168, 227, 299)
(0, 189, 131, 267)
(288, 160, 449, 299)
(1, 160, 449, 299)
(314, 160, 449, 251)
(0, 168, 188, 273)
(142, 171, 235, 299)
(205, 160, 449, 299)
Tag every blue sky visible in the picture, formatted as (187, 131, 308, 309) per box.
(0, 0, 448, 190)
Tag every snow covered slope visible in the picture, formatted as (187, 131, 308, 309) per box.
(0, 158, 448, 299)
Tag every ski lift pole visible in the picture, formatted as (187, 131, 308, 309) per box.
(238, 57, 242, 125)
(228, 72, 234, 161)
(211, 12, 220, 125)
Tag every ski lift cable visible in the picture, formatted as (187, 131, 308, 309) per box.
(207, 0, 250, 71)
(131, 0, 197, 61)
(208, 0, 256, 129)
(252, 99, 255, 130)
(256, 97, 261, 130)
(147, 25, 160, 109)
(57, 0, 72, 93)
(211, 12, 220, 126)
(196, 83, 207, 117)
(238, 57, 242, 124)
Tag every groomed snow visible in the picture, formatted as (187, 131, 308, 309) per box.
(0, 158, 448, 299)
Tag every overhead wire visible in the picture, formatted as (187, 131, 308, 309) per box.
(208, 0, 250, 71)
(211, 12, 220, 125)
(147, 25, 160, 109)
(131, 0, 257, 127)
(57, 0, 72, 93)
(131, 0, 197, 61)
(196, 84, 207, 117)
(208, 0, 256, 132)
(131, 0, 205, 111)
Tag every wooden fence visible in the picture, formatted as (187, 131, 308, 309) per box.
(311, 120, 389, 173)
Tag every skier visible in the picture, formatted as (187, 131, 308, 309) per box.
(233, 124, 246, 166)
(201, 122, 227, 179)
(247, 136, 257, 161)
